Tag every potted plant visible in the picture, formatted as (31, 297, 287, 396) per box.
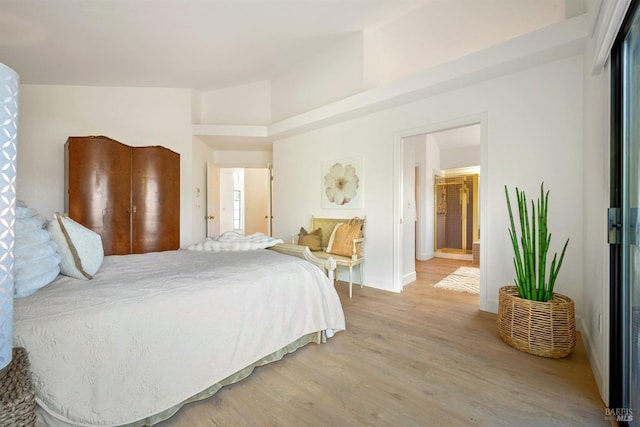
(497, 183, 576, 358)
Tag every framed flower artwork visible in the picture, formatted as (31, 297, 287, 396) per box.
(321, 157, 363, 209)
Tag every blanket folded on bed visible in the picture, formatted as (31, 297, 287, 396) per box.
(185, 231, 283, 252)
(14, 203, 60, 297)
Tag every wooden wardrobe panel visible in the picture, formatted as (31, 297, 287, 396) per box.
(66, 136, 181, 256)
(131, 146, 180, 254)
(66, 136, 132, 255)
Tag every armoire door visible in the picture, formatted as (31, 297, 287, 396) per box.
(131, 146, 180, 253)
(67, 136, 180, 256)
(66, 136, 132, 255)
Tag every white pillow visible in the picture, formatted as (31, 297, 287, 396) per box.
(47, 212, 104, 280)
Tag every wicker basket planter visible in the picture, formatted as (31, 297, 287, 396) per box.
(497, 286, 576, 358)
(0, 347, 36, 426)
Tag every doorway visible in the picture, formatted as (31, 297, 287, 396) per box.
(206, 165, 272, 237)
(393, 114, 487, 310)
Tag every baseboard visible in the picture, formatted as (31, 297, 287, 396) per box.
(417, 252, 434, 261)
(434, 252, 473, 261)
(403, 271, 417, 286)
(354, 277, 398, 293)
(483, 298, 498, 313)
(578, 315, 608, 405)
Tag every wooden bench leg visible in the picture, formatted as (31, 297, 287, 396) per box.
(348, 265, 353, 298)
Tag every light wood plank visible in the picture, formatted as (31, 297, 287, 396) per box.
(157, 258, 606, 426)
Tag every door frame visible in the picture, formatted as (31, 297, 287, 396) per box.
(207, 164, 272, 237)
(392, 113, 488, 308)
(206, 162, 220, 238)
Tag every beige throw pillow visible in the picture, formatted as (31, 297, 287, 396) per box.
(298, 227, 322, 251)
(326, 222, 362, 258)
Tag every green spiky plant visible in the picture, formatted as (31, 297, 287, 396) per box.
(504, 183, 569, 302)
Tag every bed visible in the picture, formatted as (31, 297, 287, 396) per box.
(13, 244, 345, 426)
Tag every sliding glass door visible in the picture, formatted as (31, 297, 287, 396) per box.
(622, 9, 640, 421)
(612, 2, 640, 424)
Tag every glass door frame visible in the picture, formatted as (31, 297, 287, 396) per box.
(434, 178, 466, 253)
(611, 1, 640, 423)
(433, 173, 479, 255)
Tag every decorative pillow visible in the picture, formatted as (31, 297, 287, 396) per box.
(297, 227, 322, 251)
(47, 212, 104, 280)
(327, 222, 362, 258)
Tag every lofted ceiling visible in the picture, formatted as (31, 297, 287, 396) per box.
(1, 0, 586, 152)
(0, 0, 429, 90)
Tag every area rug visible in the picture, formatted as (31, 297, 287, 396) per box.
(433, 266, 480, 294)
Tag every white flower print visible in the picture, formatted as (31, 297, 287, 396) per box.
(324, 162, 359, 205)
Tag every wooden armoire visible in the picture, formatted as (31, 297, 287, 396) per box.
(65, 136, 180, 255)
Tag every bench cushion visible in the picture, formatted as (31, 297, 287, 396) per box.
(311, 250, 363, 266)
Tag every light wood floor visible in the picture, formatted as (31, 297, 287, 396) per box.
(157, 258, 607, 426)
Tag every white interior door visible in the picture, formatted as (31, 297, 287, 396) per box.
(244, 168, 270, 235)
(218, 169, 237, 233)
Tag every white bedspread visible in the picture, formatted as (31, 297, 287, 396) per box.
(184, 231, 283, 251)
(13, 249, 345, 426)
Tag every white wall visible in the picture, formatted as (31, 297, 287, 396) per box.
(271, 33, 366, 122)
(16, 84, 195, 246)
(580, 31, 612, 404)
(272, 127, 368, 284)
(191, 89, 202, 123)
(440, 146, 481, 170)
(364, 1, 566, 87)
(199, 80, 271, 125)
(212, 150, 272, 167)
(273, 55, 584, 316)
